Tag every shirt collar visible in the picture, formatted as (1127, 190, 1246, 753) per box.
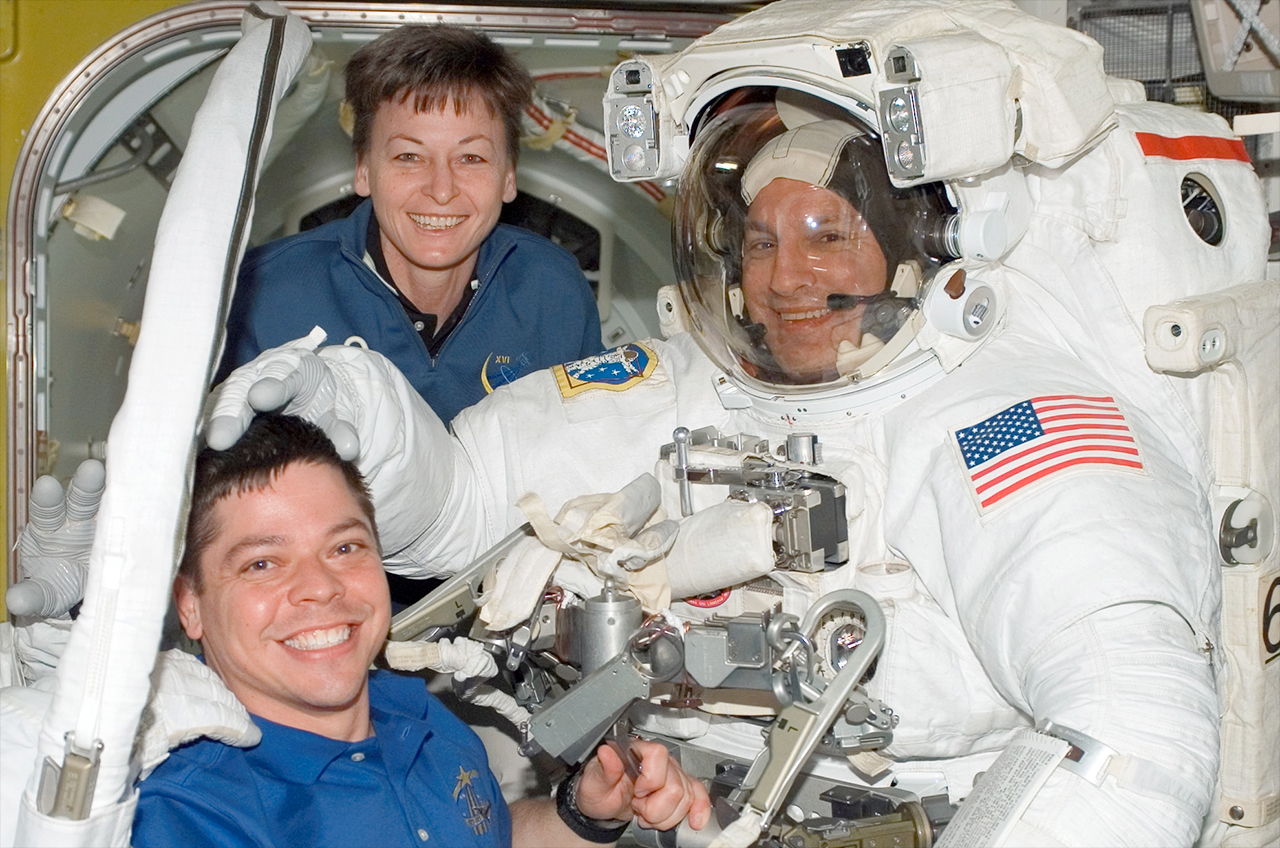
(246, 686, 432, 785)
(246, 715, 369, 784)
(473, 223, 519, 284)
(363, 212, 484, 354)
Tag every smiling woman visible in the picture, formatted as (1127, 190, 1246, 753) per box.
(5, 3, 727, 580)
(216, 23, 609, 429)
(354, 94, 518, 317)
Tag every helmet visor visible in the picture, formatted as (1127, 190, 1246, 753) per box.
(674, 92, 953, 391)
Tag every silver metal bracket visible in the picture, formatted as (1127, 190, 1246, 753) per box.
(660, 426, 849, 570)
(37, 732, 103, 820)
(736, 591, 887, 826)
(527, 652, 652, 765)
(1038, 719, 1119, 787)
(389, 523, 534, 642)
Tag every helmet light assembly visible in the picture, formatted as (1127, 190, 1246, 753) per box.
(878, 47, 926, 182)
(607, 61, 661, 180)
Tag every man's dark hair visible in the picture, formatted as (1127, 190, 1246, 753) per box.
(344, 24, 534, 165)
(178, 413, 378, 593)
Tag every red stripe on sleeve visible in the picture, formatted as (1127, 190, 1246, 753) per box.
(1136, 132, 1250, 162)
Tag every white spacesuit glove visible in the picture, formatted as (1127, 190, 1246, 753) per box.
(132, 650, 260, 781)
(205, 326, 359, 458)
(531, 497, 777, 613)
(660, 499, 775, 600)
(478, 479, 773, 630)
(4, 459, 105, 685)
(479, 476, 777, 630)
(480, 474, 676, 630)
(205, 328, 486, 574)
(9, 459, 105, 619)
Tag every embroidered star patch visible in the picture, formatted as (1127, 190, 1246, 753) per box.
(453, 765, 491, 835)
(552, 342, 657, 398)
(954, 395, 1144, 511)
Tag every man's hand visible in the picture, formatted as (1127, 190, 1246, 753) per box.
(577, 740, 712, 831)
(510, 741, 711, 848)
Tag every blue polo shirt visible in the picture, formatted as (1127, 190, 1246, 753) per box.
(132, 671, 510, 848)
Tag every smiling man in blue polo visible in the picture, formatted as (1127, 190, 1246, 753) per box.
(132, 414, 709, 848)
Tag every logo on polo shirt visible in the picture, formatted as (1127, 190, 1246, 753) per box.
(481, 352, 533, 394)
(453, 764, 492, 836)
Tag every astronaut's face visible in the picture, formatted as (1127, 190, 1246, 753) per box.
(355, 91, 517, 297)
(741, 178, 888, 382)
(175, 461, 390, 740)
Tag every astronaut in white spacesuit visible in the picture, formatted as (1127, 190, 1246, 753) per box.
(200, 83, 1245, 846)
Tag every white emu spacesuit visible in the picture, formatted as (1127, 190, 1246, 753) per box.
(4, 1, 1275, 846)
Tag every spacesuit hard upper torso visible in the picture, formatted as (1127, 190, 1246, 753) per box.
(447, 255, 1221, 840)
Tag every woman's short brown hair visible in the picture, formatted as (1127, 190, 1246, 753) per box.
(344, 24, 533, 165)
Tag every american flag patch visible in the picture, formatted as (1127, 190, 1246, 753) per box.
(955, 395, 1144, 510)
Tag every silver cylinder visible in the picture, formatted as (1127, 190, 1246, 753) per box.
(785, 432, 821, 465)
(575, 583, 643, 675)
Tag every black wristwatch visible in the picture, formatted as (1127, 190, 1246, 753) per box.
(555, 768, 631, 844)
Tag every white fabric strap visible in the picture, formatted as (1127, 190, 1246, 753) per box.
(383, 638, 497, 681)
(1103, 755, 1207, 812)
(1042, 721, 1205, 811)
(383, 638, 532, 727)
(464, 686, 532, 728)
(1218, 790, 1280, 830)
(708, 807, 763, 848)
